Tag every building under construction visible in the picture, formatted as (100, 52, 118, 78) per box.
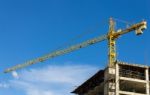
(72, 61, 150, 95)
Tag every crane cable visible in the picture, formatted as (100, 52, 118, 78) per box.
(113, 18, 134, 25)
(49, 21, 106, 53)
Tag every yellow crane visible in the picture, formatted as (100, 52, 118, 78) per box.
(4, 18, 147, 73)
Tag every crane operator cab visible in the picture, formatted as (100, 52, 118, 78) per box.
(135, 21, 147, 35)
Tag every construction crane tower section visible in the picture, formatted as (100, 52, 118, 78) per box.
(107, 18, 147, 67)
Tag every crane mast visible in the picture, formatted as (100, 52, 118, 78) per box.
(4, 18, 147, 73)
(108, 18, 116, 67)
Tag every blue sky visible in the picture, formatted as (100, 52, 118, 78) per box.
(0, 0, 149, 95)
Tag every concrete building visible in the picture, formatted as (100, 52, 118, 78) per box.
(72, 61, 150, 95)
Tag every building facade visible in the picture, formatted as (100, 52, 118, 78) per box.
(72, 61, 150, 95)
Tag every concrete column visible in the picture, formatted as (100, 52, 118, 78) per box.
(145, 68, 149, 95)
(115, 63, 119, 95)
(104, 67, 116, 95)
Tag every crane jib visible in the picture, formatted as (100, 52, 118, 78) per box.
(4, 35, 107, 73)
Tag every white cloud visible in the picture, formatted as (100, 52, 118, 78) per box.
(12, 71, 19, 79)
(0, 83, 9, 88)
(27, 89, 53, 95)
(9, 80, 54, 95)
(18, 65, 97, 84)
(2, 64, 99, 95)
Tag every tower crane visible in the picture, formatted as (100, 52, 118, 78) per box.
(4, 18, 147, 73)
